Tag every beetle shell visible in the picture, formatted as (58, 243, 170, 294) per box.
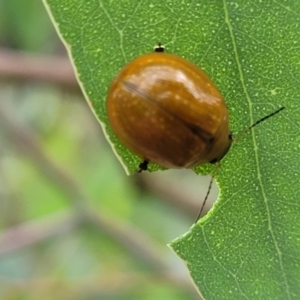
(106, 52, 231, 169)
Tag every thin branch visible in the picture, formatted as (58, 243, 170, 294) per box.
(0, 48, 79, 89)
(0, 210, 80, 256)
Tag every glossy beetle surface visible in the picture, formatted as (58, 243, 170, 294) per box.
(106, 50, 231, 169)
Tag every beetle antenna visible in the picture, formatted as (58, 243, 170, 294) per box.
(234, 107, 285, 143)
(195, 162, 220, 223)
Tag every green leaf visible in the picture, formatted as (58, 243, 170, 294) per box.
(43, 1, 300, 299)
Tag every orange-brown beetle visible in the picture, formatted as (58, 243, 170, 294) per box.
(106, 46, 232, 170)
(106, 45, 284, 221)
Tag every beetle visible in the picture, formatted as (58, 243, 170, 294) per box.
(107, 44, 232, 171)
(106, 44, 284, 221)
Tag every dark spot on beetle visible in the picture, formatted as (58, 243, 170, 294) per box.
(187, 124, 214, 143)
(209, 137, 215, 144)
(209, 158, 218, 164)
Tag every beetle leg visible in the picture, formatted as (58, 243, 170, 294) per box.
(138, 160, 149, 173)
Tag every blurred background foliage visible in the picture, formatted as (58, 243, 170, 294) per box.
(0, 0, 218, 299)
